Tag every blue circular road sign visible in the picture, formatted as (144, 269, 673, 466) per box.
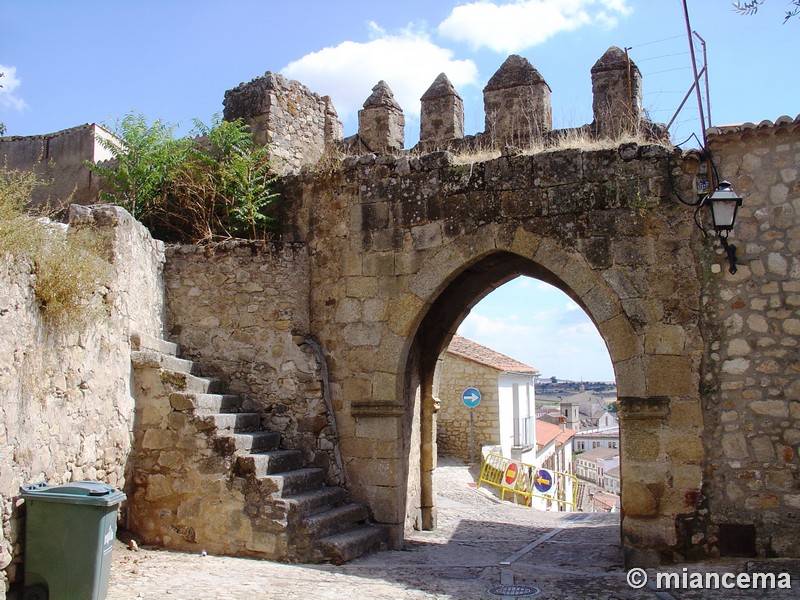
(462, 387, 482, 408)
(533, 469, 555, 494)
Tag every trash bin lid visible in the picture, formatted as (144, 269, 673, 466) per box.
(20, 481, 127, 506)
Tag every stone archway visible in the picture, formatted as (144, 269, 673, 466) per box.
(391, 222, 704, 566)
(284, 143, 708, 567)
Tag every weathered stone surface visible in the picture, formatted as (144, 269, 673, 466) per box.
(419, 73, 464, 146)
(483, 55, 552, 145)
(591, 46, 643, 139)
(223, 72, 342, 175)
(358, 81, 405, 154)
(0, 205, 164, 592)
(3, 69, 799, 588)
(704, 118, 800, 565)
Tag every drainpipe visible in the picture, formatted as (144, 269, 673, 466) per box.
(301, 335, 346, 487)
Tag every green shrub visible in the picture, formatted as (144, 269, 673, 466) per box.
(89, 113, 278, 243)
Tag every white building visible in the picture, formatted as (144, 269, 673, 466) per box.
(603, 466, 621, 495)
(573, 426, 620, 452)
(575, 446, 619, 485)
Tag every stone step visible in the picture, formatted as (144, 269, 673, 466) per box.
(131, 351, 203, 376)
(230, 431, 281, 453)
(170, 392, 242, 414)
(130, 332, 179, 356)
(169, 371, 223, 394)
(266, 468, 326, 496)
(236, 450, 303, 476)
(280, 487, 348, 517)
(317, 524, 390, 565)
(300, 503, 369, 539)
(208, 412, 261, 432)
(160, 354, 199, 374)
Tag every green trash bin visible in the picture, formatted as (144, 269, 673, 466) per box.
(19, 481, 127, 600)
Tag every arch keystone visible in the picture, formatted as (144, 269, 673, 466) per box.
(510, 228, 542, 257)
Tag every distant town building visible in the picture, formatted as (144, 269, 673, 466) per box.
(535, 419, 576, 473)
(575, 446, 619, 486)
(573, 426, 620, 452)
(603, 466, 621, 495)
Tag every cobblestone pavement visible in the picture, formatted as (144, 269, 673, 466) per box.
(104, 458, 799, 600)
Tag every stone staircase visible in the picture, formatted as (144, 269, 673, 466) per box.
(129, 332, 388, 564)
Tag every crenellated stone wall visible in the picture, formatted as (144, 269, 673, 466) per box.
(0, 205, 165, 596)
(221, 47, 664, 175)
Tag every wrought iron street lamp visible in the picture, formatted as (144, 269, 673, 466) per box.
(708, 181, 743, 274)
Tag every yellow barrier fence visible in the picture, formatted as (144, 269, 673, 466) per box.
(477, 453, 579, 511)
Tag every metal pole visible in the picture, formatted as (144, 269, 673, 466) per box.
(624, 46, 633, 117)
(682, 0, 708, 147)
(694, 31, 712, 127)
(666, 66, 706, 130)
(469, 408, 475, 465)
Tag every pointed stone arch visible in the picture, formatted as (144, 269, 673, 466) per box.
(393, 223, 643, 535)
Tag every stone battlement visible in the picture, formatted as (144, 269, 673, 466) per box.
(223, 47, 667, 174)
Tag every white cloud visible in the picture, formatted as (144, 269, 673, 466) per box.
(0, 65, 26, 111)
(438, 0, 632, 53)
(281, 24, 478, 121)
(457, 295, 614, 381)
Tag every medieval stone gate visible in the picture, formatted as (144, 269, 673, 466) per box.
(276, 139, 709, 566)
(2, 49, 798, 588)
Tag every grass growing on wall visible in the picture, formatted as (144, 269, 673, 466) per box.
(0, 167, 111, 326)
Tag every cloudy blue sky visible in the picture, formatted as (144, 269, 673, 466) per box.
(2, 0, 796, 380)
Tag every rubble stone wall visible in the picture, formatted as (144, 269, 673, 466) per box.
(702, 119, 800, 558)
(163, 242, 338, 481)
(223, 73, 342, 176)
(437, 354, 500, 462)
(0, 205, 164, 596)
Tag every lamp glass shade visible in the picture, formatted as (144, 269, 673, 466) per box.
(709, 182, 742, 232)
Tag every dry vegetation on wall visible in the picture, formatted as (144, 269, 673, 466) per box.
(451, 127, 662, 166)
(0, 167, 110, 326)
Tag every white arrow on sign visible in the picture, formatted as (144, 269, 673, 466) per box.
(462, 387, 482, 408)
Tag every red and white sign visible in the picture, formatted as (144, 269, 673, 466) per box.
(503, 462, 519, 488)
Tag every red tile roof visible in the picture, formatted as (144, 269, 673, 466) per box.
(536, 419, 576, 448)
(446, 335, 539, 375)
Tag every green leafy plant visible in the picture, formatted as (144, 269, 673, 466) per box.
(732, 0, 800, 22)
(90, 112, 190, 221)
(89, 113, 278, 243)
(185, 116, 277, 240)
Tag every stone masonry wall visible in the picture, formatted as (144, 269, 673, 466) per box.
(0, 124, 115, 211)
(0, 205, 165, 596)
(437, 353, 500, 462)
(163, 242, 339, 482)
(223, 73, 342, 176)
(702, 118, 800, 558)
(280, 141, 709, 561)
